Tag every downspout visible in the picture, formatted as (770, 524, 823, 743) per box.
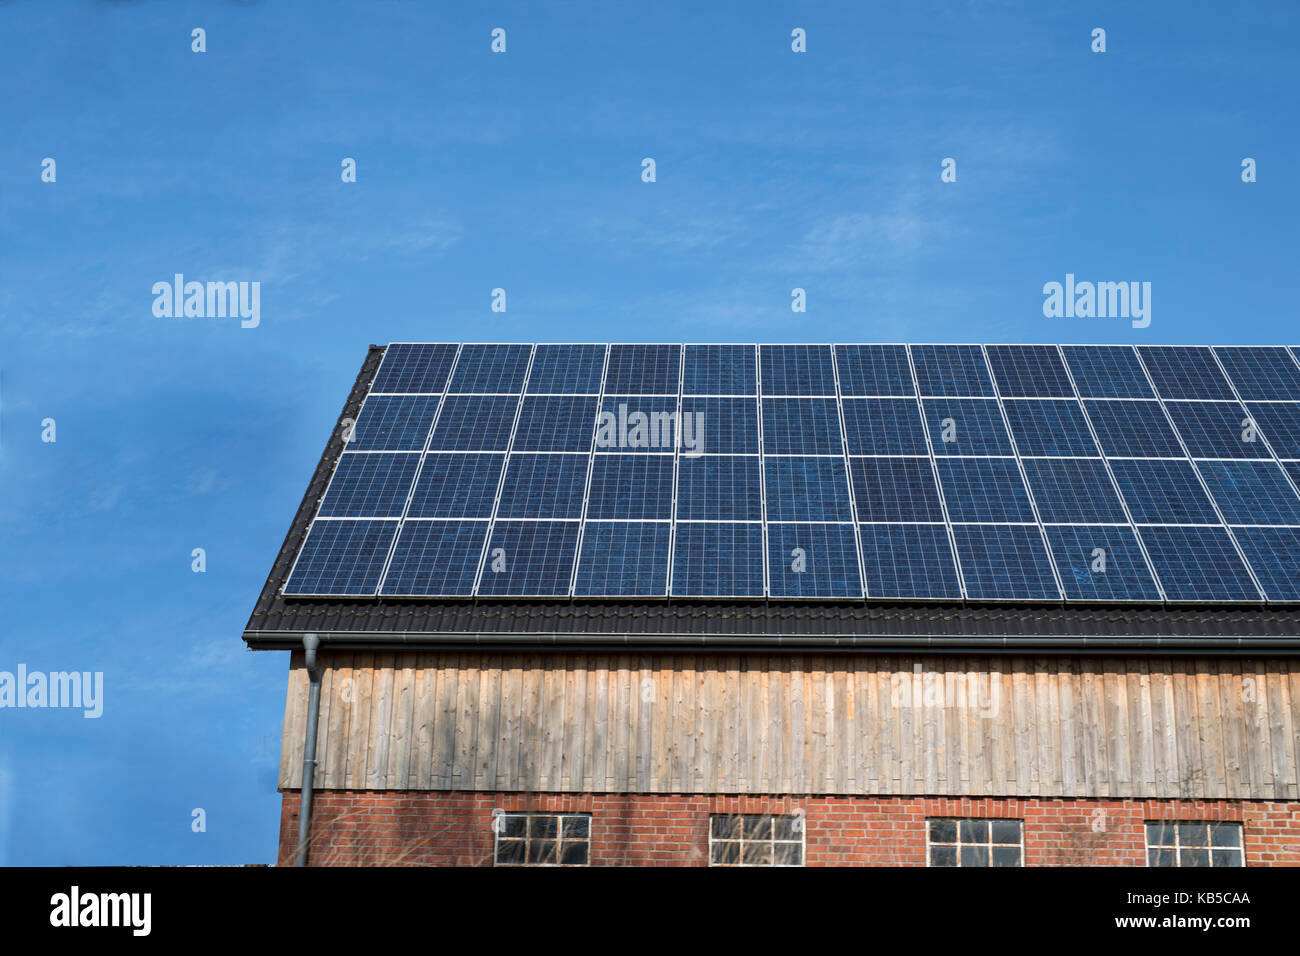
(295, 633, 323, 867)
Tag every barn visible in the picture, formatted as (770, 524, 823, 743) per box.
(243, 343, 1300, 866)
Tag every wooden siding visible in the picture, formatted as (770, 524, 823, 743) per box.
(278, 652, 1300, 800)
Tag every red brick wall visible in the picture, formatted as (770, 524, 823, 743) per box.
(278, 791, 1300, 867)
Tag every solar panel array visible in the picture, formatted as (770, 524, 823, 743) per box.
(283, 343, 1300, 604)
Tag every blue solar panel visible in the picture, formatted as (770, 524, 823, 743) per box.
(766, 523, 863, 598)
(1138, 346, 1235, 400)
(1231, 527, 1300, 601)
(495, 454, 589, 519)
(317, 452, 420, 518)
(849, 457, 944, 522)
(573, 522, 671, 596)
(407, 453, 505, 518)
(858, 523, 961, 599)
(349, 395, 442, 451)
(372, 343, 458, 394)
(935, 458, 1036, 523)
(671, 522, 765, 597)
(284, 519, 397, 595)
(1002, 400, 1099, 457)
(763, 457, 854, 521)
(676, 456, 762, 521)
(910, 345, 995, 397)
(924, 398, 1013, 456)
(951, 524, 1059, 600)
(1196, 461, 1300, 525)
(526, 344, 606, 394)
(379, 520, 488, 596)
(585, 454, 675, 519)
(1109, 459, 1219, 524)
(476, 520, 581, 596)
(1212, 347, 1300, 401)
(597, 396, 681, 452)
(604, 344, 681, 394)
(1164, 401, 1262, 459)
(680, 397, 758, 454)
(1045, 526, 1161, 602)
(1247, 403, 1300, 458)
(511, 395, 599, 452)
(760, 345, 837, 396)
(1021, 458, 1128, 523)
(1060, 345, 1153, 399)
(1138, 526, 1261, 602)
(683, 344, 756, 395)
(1083, 400, 1184, 457)
(834, 345, 915, 396)
(761, 398, 845, 455)
(986, 345, 1075, 397)
(448, 344, 532, 393)
(427, 395, 519, 451)
(841, 399, 929, 455)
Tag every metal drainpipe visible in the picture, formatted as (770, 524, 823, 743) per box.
(295, 633, 323, 867)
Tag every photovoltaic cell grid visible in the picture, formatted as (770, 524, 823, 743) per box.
(282, 343, 1300, 604)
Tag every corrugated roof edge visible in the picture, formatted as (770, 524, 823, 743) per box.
(241, 344, 1300, 652)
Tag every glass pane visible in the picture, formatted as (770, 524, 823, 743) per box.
(773, 816, 801, 841)
(929, 820, 957, 844)
(960, 845, 990, 867)
(496, 839, 525, 865)
(500, 814, 526, 838)
(530, 815, 558, 839)
(712, 841, 739, 865)
(528, 839, 557, 864)
(930, 846, 958, 867)
(1149, 848, 1175, 867)
(561, 841, 589, 866)
(562, 816, 590, 839)
(1180, 824, 1209, 847)
(1210, 823, 1240, 847)
(712, 815, 740, 840)
(1146, 823, 1174, 847)
(774, 842, 803, 866)
(960, 820, 989, 843)
(992, 846, 1022, 867)
(990, 821, 1021, 845)
(743, 815, 771, 840)
(1212, 849, 1243, 868)
(1182, 848, 1210, 867)
(743, 842, 774, 866)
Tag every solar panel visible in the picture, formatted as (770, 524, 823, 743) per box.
(760, 345, 837, 396)
(1109, 459, 1219, 524)
(317, 452, 420, 518)
(923, 399, 1013, 456)
(841, 399, 929, 455)
(766, 523, 863, 598)
(1001, 400, 1099, 457)
(858, 523, 962, 599)
(951, 524, 1059, 601)
(1045, 525, 1161, 602)
(379, 520, 488, 596)
(1247, 403, 1300, 458)
(285, 519, 397, 595)
(676, 456, 763, 521)
(935, 458, 1036, 523)
(1083, 400, 1184, 457)
(495, 454, 589, 519)
(349, 395, 442, 451)
(834, 345, 915, 396)
(1021, 458, 1128, 524)
(525, 344, 606, 394)
(604, 344, 681, 394)
(407, 453, 505, 518)
(1138, 346, 1235, 400)
(761, 398, 846, 455)
(986, 345, 1075, 397)
(1137, 526, 1261, 602)
(1195, 461, 1300, 525)
(370, 343, 458, 394)
(476, 520, 581, 596)
(585, 454, 675, 519)
(683, 344, 756, 396)
(680, 397, 759, 454)
(763, 457, 854, 521)
(1212, 346, 1300, 401)
(286, 342, 1300, 605)
(670, 523, 765, 597)
(849, 457, 945, 522)
(911, 345, 995, 397)
(1060, 345, 1153, 399)
(573, 522, 671, 596)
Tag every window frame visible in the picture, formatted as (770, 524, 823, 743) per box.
(492, 811, 592, 867)
(707, 812, 807, 867)
(925, 817, 1024, 867)
(1144, 821, 1245, 867)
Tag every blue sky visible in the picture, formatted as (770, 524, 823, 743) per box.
(0, 1, 1296, 864)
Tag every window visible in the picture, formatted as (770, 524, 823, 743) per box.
(494, 813, 590, 866)
(709, 813, 805, 866)
(927, 818, 1023, 866)
(1146, 822, 1244, 867)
